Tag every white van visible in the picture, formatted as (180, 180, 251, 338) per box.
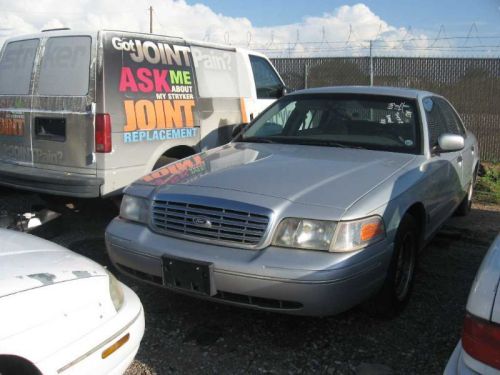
(0, 29, 286, 197)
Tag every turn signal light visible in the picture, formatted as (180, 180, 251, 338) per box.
(360, 222, 384, 242)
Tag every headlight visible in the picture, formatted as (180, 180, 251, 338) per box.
(272, 215, 385, 252)
(272, 218, 337, 251)
(331, 215, 385, 252)
(120, 195, 149, 224)
(106, 270, 124, 312)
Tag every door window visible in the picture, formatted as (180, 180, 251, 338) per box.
(249, 55, 283, 99)
(0, 39, 39, 95)
(434, 97, 466, 136)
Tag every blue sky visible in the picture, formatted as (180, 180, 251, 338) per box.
(1, 0, 499, 57)
(186, 0, 500, 35)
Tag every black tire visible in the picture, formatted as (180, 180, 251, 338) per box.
(153, 156, 177, 171)
(455, 181, 473, 216)
(0, 356, 41, 375)
(371, 214, 418, 318)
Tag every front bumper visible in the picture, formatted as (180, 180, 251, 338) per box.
(106, 218, 393, 316)
(0, 161, 102, 198)
(36, 283, 145, 375)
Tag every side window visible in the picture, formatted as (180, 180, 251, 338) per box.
(249, 55, 283, 99)
(434, 97, 465, 136)
(0, 39, 39, 95)
(38, 36, 91, 96)
(423, 97, 447, 148)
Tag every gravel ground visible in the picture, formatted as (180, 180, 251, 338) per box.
(1, 187, 499, 375)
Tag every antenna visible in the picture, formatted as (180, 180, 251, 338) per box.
(149, 6, 153, 34)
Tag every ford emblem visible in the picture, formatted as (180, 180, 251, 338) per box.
(193, 216, 211, 228)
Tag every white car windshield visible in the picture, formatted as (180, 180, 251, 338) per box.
(241, 94, 421, 154)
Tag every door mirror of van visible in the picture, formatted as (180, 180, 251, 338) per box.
(231, 123, 248, 140)
(437, 134, 465, 152)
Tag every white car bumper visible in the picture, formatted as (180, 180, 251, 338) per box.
(36, 283, 145, 375)
(444, 340, 500, 375)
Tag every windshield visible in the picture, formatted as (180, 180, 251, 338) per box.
(240, 94, 421, 154)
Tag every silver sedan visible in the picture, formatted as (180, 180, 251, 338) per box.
(106, 86, 479, 316)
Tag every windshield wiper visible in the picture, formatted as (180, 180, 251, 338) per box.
(299, 139, 367, 149)
(239, 136, 278, 144)
(283, 138, 348, 148)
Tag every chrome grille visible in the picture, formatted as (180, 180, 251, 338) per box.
(152, 199, 270, 246)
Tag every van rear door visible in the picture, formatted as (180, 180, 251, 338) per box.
(30, 34, 97, 176)
(0, 38, 39, 166)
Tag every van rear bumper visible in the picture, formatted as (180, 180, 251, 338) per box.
(0, 162, 103, 198)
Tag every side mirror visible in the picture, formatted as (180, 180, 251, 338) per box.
(231, 123, 248, 139)
(278, 86, 288, 98)
(437, 134, 464, 152)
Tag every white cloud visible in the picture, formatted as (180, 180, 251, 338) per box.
(0, 1, 434, 56)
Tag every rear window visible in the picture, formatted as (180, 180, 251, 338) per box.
(38, 36, 91, 96)
(0, 39, 39, 95)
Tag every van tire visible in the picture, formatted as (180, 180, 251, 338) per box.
(153, 156, 177, 171)
(369, 214, 418, 318)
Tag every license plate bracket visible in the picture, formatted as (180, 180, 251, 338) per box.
(162, 255, 215, 296)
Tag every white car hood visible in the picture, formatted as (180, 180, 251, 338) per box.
(0, 229, 107, 298)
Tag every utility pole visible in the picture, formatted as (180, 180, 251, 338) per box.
(149, 6, 153, 34)
(369, 40, 374, 86)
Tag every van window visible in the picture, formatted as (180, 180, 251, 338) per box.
(38, 36, 91, 96)
(249, 55, 283, 99)
(191, 46, 251, 98)
(0, 39, 39, 95)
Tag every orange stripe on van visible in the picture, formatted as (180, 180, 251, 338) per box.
(239, 98, 248, 123)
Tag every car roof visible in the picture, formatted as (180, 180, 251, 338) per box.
(289, 86, 435, 99)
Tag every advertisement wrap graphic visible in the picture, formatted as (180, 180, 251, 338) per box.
(112, 37, 198, 143)
(142, 153, 207, 185)
(0, 111, 24, 137)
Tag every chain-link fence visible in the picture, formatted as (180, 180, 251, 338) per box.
(271, 57, 500, 162)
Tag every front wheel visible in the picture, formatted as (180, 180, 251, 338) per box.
(370, 214, 418, 318)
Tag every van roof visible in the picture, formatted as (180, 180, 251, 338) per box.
(1, 29, 267, 59)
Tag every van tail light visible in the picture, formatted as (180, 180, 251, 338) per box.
(462, 313, 500, 370)
(95, 113, 112, 153)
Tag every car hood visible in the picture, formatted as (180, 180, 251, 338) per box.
(0, 229, 107, 298)
(139, 142, 416, 210)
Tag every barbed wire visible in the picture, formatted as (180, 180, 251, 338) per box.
(1, 10, 499, 58)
